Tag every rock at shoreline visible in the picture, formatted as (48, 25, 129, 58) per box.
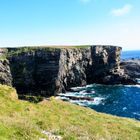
(121, 59, 140, 78)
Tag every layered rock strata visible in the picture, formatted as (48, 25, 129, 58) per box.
(0, 46, 136, 96)
(121, 59, 140, 78)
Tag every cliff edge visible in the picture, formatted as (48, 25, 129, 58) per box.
(0, 46, 136, 96)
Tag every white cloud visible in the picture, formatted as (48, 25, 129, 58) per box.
(111, 4, 133, 16)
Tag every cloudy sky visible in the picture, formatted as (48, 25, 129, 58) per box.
(0, 0, 139, 50)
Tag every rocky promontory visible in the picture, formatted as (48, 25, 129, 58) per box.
(121, 59, 140, 78)
(0, 46, 137, 97)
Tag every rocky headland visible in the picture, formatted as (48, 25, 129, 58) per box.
(0, 46, 137, 97)
(121, 59, 140, 79)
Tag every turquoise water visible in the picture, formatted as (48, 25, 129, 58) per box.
(58, 51, 140, 120)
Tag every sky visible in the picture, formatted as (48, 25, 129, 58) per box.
(0, 0, 139, 50)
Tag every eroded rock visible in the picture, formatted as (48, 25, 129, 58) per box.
(121, 59, 140, 78)
(0, 46, 137, 97)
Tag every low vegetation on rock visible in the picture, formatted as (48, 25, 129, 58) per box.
(0, 84, 140, 140)
(7, 45, 90, 57)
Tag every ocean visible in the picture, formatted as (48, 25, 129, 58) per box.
(121, 50, 140, 60)
(57, 50, 140, 121)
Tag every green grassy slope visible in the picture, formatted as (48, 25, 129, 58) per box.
(0, 84, 140, 140)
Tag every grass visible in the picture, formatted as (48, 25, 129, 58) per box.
(0, 84, 140, 140)
(6, 45, 91, 57)
(6, 47, 59, 57)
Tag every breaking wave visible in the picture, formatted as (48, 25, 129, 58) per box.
(57, 83, 140, 121)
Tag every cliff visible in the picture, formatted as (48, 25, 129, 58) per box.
(121, 59, 140, 78)
(0, 46, 136, 96)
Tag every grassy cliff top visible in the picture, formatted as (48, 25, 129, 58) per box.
(5, 45, 91, 57)
(0, 84, 140, 140)
(7, 45, 91, 49)
(0, 45, 122, 58)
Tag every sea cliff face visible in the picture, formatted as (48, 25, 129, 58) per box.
(0, 49, 12, 86)
(0, 59, 12, 86)
(0, 46, 136, 96)
(121, 59, 140, 78)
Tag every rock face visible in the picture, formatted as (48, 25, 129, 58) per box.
(90, 46, 136, 85)
(8, 48, 61, 96)
(56, 48, 92, 93)
(56, 46, 136, 94)
(8, 48, 92, 96)
(0, 49, 12, 86)
(89, 46, 123, 84)
(121, 59, 140, 78)
(0, 46, 137, 96)
(0, 59, 12, 86)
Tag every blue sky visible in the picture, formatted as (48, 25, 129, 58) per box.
(0, 0, 139, 50)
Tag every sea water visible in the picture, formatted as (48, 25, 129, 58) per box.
(57, 50, 140, 120)
(121, 50, 140, 59)
(57, 84, 140, 120)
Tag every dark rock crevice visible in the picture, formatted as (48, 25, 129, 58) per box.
(8, 49, 61, 96)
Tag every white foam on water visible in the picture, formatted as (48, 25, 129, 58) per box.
(124, 85, 140, 88)
(70, 86, 87, 91)
(90, 91, 96, 94)
(133, 112, 140, 116)
(58, 92, 81, 97)
(86, 83, 140, 88)
(123, 107, 127, 111)
(67, 97, 105, 107)
(79, 90, 95, 95)
(86, 84, 94, 88)
(58, 89, 96, 97)
(55, 96, 70, 101)
(136, 78, 140, 84)
(93, 97, 105, 105)
(79, 90, 87, 94)
(57, 84, 105, 107)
